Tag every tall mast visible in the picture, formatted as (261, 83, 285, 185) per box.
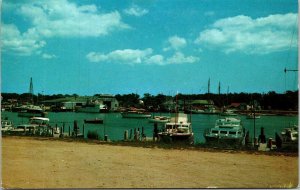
(284, 67, 298, 93)
(29, 77, 34, 104)
(208, 78, 210, 95)
(218, 81, 221, 96)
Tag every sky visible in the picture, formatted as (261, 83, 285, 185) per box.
(1, 0, 298, 96)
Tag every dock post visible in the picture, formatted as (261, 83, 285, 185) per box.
(134, 128, 137, 140)
(153, 123, 158, 142)
(62, 123, 65, 135)
(124, 130, 128, 141)
(83, 124, 85, 139)
(52, 128, 54, 137)
(267, 138, 273, 149)
(254, 137, 258, 149)
(74, 120, 78, 138)
(259, 127, 266, 143)
(69, 125, 71, 137)
(129, 129, 132, 139)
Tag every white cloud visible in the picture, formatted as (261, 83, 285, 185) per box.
(124, 5, 148, 17)
(86, 49, 153, 65)
(1, 23, 46, 56)
(166, 52, 199, 64)
(87, 49, 199, 65)
(42, 53, 57, 59)
(145, 55, 165, 65)
(164, 35, 187, 51)
(195, 13, 298, 54)
(2, 0, 130, 56)
(17, 0, 129, 38)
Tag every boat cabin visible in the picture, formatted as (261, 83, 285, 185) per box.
(29, 117, 50, 126)
(164, 122, 191, 134)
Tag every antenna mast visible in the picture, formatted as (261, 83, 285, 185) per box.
(29, 77, 34, 104)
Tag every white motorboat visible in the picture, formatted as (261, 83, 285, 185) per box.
(1, 119, 13, 132)
(246, 113, 261, 119)
(17, 105, 47, 117)
(158, 113, 194, 144)
(220, 109, 237, 116)
(121, 108, 151, 118)
(148, 116, 170, 123)
(10, 117, 51, 135)
(204, 117, 245, 145)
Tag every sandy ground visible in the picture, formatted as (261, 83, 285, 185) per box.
(1, 136, 298, 189)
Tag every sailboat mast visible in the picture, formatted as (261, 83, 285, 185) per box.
(175, 92, 178, 124)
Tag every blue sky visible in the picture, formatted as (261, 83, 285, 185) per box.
(1, 0, 298, 96)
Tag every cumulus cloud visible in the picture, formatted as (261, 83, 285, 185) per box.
(42, 53, 57, 59)
(1, 23, 46, 56)
(195, 13, 298, 54)
(164, 35, 187, 51)
(17, 0, 129, 38)
(86, 49, 199, 65)
(166, 52, 199, 64)
(124, 5, 149, 17)
(86, 49, 153, 65)
(2, 0, 129, 56)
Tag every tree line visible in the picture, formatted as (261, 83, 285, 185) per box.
(2, 90, 298, 111)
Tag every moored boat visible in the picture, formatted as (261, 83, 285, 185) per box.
(121, 108, 151, 118)
(204, 117, 245, 146)
(17, 105, 47, 117)
(158, 113, 194, 144)
(1, 119, 13, 132)
(10, 117, 51, 135)
(148, 116, 170, 123)
(246, 113, 261, 119)
(84, 118, 104, 124)
(220, 109, 238, 116)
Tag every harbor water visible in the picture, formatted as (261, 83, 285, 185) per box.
(2, 111, 298, 144)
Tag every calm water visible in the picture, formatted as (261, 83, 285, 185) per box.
(2, 111, 298, 144)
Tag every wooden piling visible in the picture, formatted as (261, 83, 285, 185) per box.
(268, 138, 273, 148)
(83, 124, 85, 138)
(124, 130, 128, 141)
(134, 128, 137, 140)
(129, 129, 132, 139)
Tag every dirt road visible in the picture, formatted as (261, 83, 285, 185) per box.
(2, 137, 298, 188)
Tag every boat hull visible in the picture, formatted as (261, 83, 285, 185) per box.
(204, 135, 243, 145)
(158, 133, 194, 144)
(84, 119, 103, 124)
(18, 111, 47, 118)
(121, 112, 151, 118)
